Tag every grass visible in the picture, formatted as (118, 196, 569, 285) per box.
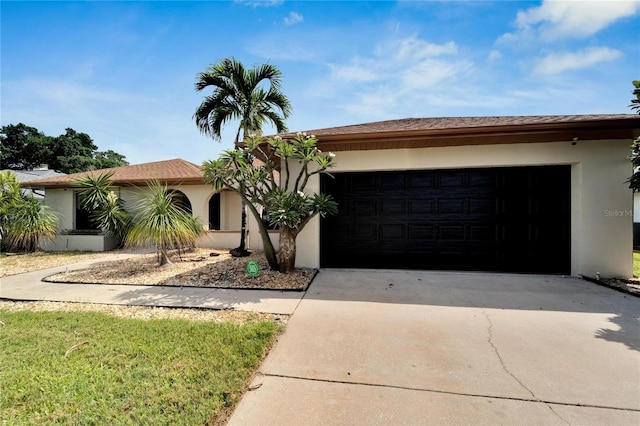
(634, 251, 640, 277)
(0, 309, 281, 425)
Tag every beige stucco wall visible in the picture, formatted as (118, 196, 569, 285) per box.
(294, 139, 633, 278)
(41, 235, 119, 252)
(42, 184, 249, 251)
(42, 188, 74, 230)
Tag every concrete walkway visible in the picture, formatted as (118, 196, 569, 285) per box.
(0, 252, 304, 315)
(229, 269, 640, 425)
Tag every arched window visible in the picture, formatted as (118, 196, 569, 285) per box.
(170, 190, 192, 214)
(208, 193, 221, 230)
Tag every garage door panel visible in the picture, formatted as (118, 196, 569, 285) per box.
(439, 225, 466, 240)
(381, 174, 405, 190)
(439, 173, 465, 188)
(381, 200, 405, 215)
(353, 199, 377, 215)
(380, 224, 405, 239)
(438, 198, 466, 214)
(469, 224, 495, 241)
(321, 166, 570, 273)
(409, 199, 436, 214)
(408, 224, 436, 240)
(409, 173, 436, 188)
(352, 223, 377, 240)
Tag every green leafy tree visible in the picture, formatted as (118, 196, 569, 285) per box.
(94, 150, 129, 169)
(628, 81, 640, 191)
(203, 133, 337, 273)
(0, 124, 128, 173)
(0, 171, 58, 252)
(194, 57, 291, 256)
(0, 124, 52, 169)
(49, 128, 98, 173)
(126, 181, 204, 266)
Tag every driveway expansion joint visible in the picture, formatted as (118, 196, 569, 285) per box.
(260, 373, 640, 413)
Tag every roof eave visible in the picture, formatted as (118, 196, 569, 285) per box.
(312, 119, 640, 152)
(21, 177, 207, 189)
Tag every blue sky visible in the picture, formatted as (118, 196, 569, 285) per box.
(2, 0, 639, 166)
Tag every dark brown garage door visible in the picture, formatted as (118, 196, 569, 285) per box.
(320, 166, 570, 273)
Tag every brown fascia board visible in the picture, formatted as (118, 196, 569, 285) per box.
(310, 118, 640, 152)
(22, 177, 206, 190)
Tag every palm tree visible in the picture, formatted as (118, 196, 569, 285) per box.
(126, 181, 204, 266)
(194, 57, 291, 256)
(1, 171, 59, 252)
(0, 171, 23, 247)
(75, 173, 132, 246)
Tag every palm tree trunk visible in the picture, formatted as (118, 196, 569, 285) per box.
(238, 200, 248, 253)
(230, 182, 250, 257)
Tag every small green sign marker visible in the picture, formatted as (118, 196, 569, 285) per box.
(246, 260, 260, 277)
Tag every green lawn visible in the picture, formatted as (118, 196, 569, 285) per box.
(634, 252, 640, 277)
(0, 309, 280, 425)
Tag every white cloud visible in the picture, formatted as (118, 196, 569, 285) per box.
(501, 0, 640, 42)
(330, 63, 378, 82)
(533, 46, 622, 74)
(284, 11, 303, 26)
(393, 38, 457, 61)
(308, 36, 473, 120)
(235, 0, 283, 8)
(487, 50, 502, 62)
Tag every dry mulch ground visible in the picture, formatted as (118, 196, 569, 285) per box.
(0, 251, 119, 277)
(584, 276, 640, 297)
(42, 249, 315, 291)
(2, 249, 298, 322)
(0, 300, 288, 324)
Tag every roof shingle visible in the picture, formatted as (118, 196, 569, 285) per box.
(22, 158, 204, 189)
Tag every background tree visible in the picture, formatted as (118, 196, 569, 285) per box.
(628, 80, 640, 191)
(203, 133, 337, 273)
(0, 171, 58, 252)
(0, 124, 52, 170)
(194, 57, 291, 256)
(0, 124, 128, 173)
(94, 150, 129, 170)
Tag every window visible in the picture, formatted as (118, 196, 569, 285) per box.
(75, 192, 99, 231)
(171, 190, 192, 214)
(209, 193, 220, 230)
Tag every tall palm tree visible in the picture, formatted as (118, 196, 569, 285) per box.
(194, 57, 291, 256)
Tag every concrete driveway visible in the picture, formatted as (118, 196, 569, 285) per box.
(229, 270, 640, 425)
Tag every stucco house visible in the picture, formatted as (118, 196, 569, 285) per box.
(21, 158, 276, 252)
(285, 114, 639, 279)
(23, 114, 640, 278)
